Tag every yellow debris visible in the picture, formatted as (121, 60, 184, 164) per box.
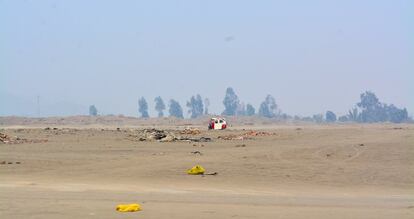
(116, 203, 141, 212)
(187, 165, 205, 175)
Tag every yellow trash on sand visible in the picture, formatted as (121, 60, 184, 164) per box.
(187, 165, 205, 175)
(116, 203, 141, 212)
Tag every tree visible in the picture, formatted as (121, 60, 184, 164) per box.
(357, 91, 385, 122)
(236, 102, 246, 116)
(347, 107, 360, 122)
(169, 99, 183, 118)
(338, 115, 348, 122)
(246, 104, 255, 116)
(258, 95, 278, 118)
(138, 97, 149, 118)
(222, 87, 239, 116)
(154, 96, 166, 117)
(312, 114, 324, 123)
(325, 111, 337, 122)
(186, 94, 204, 118)
(89, 105, 98, 116)
(357, 91, 380, 110)
(204, 98, 210, 115)
(385, 104, 408, 123)
(347, 91, 410, 123)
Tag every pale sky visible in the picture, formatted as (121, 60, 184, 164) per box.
(1, 0, 413, 117)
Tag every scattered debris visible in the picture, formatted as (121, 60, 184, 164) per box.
(0, 160, 21, 165)
(152, 152, 165, 156)
(235, 144, 246, 147)
(0, 132, 48, 144)
(134, 129, 211, 142)
(116, 203, 141, 212)
(190, 151, 203, 155)
(358, 143, 365, 146)
(218, 130, 276, 140)
(187, 165, 217, 176)
(218, 134, 248, 140)
(180, 128, 201, 135)
(187, 165, 205, 175)
(179, 137, 211, 142)
(0, 132, 12, 143)
(137, 129, 175, 141)
(243, 130, 277, 137)
(1, 161, 22, 165)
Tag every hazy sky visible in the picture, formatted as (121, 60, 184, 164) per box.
(1, 0, 413, 117)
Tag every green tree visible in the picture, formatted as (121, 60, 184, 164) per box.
(204, 98, 210, 115)
(89, 105, 98, 116)
(325, 111, 337, 122)
(154, 96, 166, 117)
(385, 104, 408, 123)
(169, 99, 184, 118)
(345, 91, 410, 123)
(138, 97, 149, 118)
(258, 95, 278, 118)
(246, 104, 255, 116)
(186, 94, 204, 118)
(312, 114, 324, 123)
(236, 102, 246, 116)
(222, 87, 239, 116)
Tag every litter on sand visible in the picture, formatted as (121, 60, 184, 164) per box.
(116, 203, 141, 212)
(187, 165, 218, 176)
(131, 129, 211, 142)
(187, 165, 205, 175)
(0, 132, 48, 144)
(218, 130, 277, 140)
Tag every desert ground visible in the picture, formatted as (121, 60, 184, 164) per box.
(1, 117, 413, 218)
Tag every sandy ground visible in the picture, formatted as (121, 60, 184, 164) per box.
(1, 123, 413, 218)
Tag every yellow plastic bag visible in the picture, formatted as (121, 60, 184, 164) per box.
(187, 165, 205, 175)
(116, 203, 141, 212)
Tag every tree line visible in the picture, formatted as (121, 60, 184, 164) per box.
(88, 88, 410, 123)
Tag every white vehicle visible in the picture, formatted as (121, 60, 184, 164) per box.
(208, 117, 227, 130)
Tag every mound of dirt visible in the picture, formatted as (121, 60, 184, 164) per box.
(135, 129, 211, 142)
(137, 129, 174, 141)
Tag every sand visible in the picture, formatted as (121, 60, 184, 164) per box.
(1, 121, 413, 218)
